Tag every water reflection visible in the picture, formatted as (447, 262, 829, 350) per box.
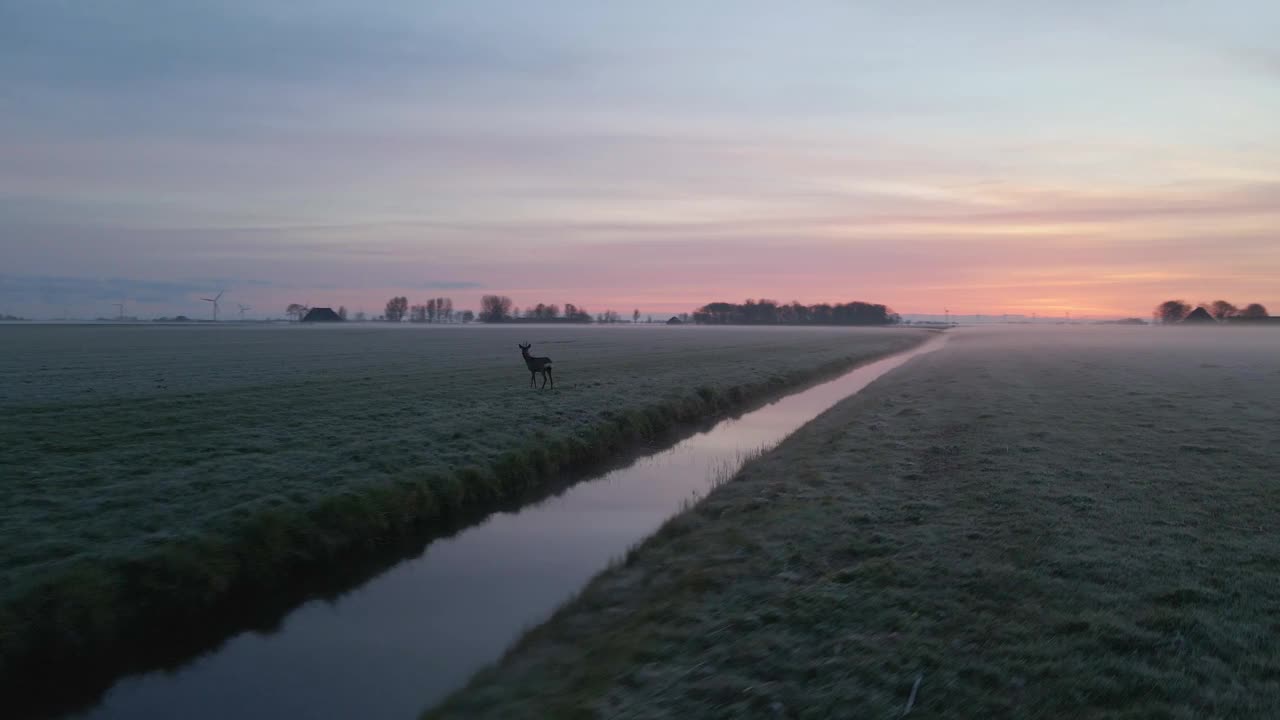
(80, 334, 945, 719)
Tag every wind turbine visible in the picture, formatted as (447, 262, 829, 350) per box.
(238, 303, 251, 321)
(201, 290, 224, 322)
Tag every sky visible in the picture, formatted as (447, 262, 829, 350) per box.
(2, 0, 1278, 319)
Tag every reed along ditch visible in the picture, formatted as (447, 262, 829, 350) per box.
(71, 334, 947, 720)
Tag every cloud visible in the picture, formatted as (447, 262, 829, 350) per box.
(0, 275, 211, 305)
(0, 274, 282, 306)
(421, 280, 483, 290)
(0, 1, 602, 141)
(0, 3, 587, 91)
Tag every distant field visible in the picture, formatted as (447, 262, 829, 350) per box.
(431, 326, 1280, 719)
(0, 323, 924, 696)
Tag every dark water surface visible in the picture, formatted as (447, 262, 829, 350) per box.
(79, 334, 945, 719)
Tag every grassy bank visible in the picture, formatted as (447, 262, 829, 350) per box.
(0, 324, 924, 708)
(429, 326, 1280, 719)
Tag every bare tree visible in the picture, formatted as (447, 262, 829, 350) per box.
(562, 303, 591, 322)
(1208, 300, 1238, 320)
(480, 295, 513, 322)
(337, 305, 348, 321)
(443, 298, 453, 323)
(410, 304, 427, 323)
(633, 308, 640, 323)
(354, 311, 367, 322)
(460, 309, 475, 323)
(1154, 300, 1191, 324)
(385, 296, 409, 322)
(286, 303, 309, 322)
(426, 298, 437, 323)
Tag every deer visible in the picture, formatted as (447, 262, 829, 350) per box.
(519, 343, 554, 389)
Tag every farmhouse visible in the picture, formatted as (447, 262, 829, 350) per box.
(666, 316, 683, 325)
(1180, 307, 1216, 324)
(302, 307, 343, 322)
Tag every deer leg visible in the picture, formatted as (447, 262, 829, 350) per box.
(540, 370, 548, 389)
(547, 368, 553, 389)
(530, 371, 536, 388)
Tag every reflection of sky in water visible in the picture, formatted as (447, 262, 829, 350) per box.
(82, 338, 943, 720)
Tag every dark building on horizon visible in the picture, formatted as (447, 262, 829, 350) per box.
(301, 307, 343, 323)
(1180, 307, 1216, 324)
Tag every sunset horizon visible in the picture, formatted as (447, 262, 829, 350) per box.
(4, 2, 1277, 321)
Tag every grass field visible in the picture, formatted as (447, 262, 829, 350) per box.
(0, 323, 924, 700)
(429, 326, 1280, 719)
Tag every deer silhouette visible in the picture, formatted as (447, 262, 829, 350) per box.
(519, 343, 554, 389)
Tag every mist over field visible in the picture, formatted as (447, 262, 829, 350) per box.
(956, 324, 1280, 376)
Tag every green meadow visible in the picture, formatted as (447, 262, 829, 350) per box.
(430, 326, 1280, 719)
(0, 322, 923, 698)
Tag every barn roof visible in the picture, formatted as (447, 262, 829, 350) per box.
(302, 307, 343, 322)
(1181, 307, 1216, 324)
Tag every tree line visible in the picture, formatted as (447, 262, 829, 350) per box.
(479, 295, 603, 323)
(285, 295, 903, 326)
(283, 299, 473, 323)
(381, 296, 474, 323)
(409, 297, 456, 323)
(692, 299, 900, 325)
(1154, 299, 1269, 324)
(516, 302, 593, 322)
